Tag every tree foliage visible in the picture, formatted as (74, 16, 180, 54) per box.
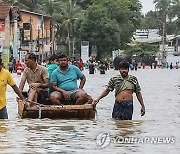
(75, 0, 142, 59)
(3, 0, 180, 59)
(125, 43, 158, 64)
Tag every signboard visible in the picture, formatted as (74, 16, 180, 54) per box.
(135, 29, 159, 39)
(2, 47, 9, 69)
(81, 41, 89, 62)
(29, 42, 35, 52)
(20, 50, 27, 62)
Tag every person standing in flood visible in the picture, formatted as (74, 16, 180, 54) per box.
(170, 63, 173, 70)
(0, 58, 24, 119)
(93, 61, 145, 120)
(8, 60, 14, 73)
(89, 61, 96, 74)
(77, 59, 84, 71)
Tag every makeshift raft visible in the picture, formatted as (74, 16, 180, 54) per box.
(17, 95, 96, 119)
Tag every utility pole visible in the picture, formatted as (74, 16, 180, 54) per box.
(13, 11, 18, 59)
(3, 15, 10, 69)
(162, 22, 166, 68)
(29, 16, 33, 52)
(41, 15, 44, 61)
(50, 22, 53, 55)
(37, 28, 40, 53)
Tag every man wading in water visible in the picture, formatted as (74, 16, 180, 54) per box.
(93, 61, 145, 120)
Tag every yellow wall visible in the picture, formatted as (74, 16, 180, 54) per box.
(20, 11, 51, 40)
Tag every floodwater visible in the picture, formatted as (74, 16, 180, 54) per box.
(0, 67, 180, 153)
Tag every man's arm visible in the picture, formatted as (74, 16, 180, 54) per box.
(19, 75, 26, 92)
(52, 82, 64, 93)
(79, 75, 86, 89)
(40, 78, 49, 88)
(93, 89, 110, 105)
(52, 83, 70, 100)
(39, 67, 50, 88)
(136, 92, 145, 116)
(11, 84, 24, 100)
(29, 78, 49, 90)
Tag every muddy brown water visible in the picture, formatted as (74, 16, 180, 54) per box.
(0, 68, 179, 153)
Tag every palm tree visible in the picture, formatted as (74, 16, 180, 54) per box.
(171, 0, 180, 18)
(59, 0, 82, 57)
(42, 0, 64, 54)
(1, 0, 20, 6)
(154, 0, 172, 21)
(18, 0, 43, 12)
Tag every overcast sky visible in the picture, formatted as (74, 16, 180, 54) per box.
(140, 0, 155, 14)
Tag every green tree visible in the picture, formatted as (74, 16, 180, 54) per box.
(75, 4, 121, 59)
(153, 0, 172, 65)
(171, 0, 180, 18)
(139, 11, 159, 29)
(171, 0, 180, 34)
(58, 0, 82, 57)
(153, 0, 172, 28)
(18, 0, 43, 12)
(125, 43, 158, 64)
(75, 0, 142, 59)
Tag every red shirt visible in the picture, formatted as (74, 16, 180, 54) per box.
(16, 62, 21, 68)
(77, 60, 83, 69)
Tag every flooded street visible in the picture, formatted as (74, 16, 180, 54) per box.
(0, 68, 180, 153)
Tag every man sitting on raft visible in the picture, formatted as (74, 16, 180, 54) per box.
(19, 53, 49, 103)
(49, 54, 88, 105)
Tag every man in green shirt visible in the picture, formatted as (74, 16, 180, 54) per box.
(46, 54, 59, 80)
(93, 61, 145, 120)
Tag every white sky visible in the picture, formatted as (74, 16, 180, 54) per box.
(140, 0, 155, 14)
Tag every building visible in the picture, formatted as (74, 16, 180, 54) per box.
(165, 35, 180, 66)
(0, 2, 21, 69)
(19, 10, 52, 61)
(133, 29, 180, 66)
(0, 2, 52, 69)
(135, 29, 160, 39)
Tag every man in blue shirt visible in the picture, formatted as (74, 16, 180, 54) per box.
(49, 54, 88, 105)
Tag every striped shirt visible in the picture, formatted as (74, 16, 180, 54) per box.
(107, 75, 141, 96)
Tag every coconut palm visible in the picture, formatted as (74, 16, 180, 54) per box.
(42, 0, 63, 54)
(18, 0, 43, 12)
(59, 0, 82, 57)
(171, 0, 180, 18)
(1, 0, 19, 5)
(154, 0, 172, 21)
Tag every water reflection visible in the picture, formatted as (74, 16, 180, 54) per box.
(113, 120, 143, 137)
(1, 69, 179, 153)
(0, 121, 11, 151)
(0, 120, 8, 133)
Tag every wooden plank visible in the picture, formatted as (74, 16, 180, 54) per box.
(17, 97, 96, 119)
(26, 104, 94, 111)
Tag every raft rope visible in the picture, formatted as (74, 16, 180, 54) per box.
(38, 105, 42, 119)
(95, 108, 98, 120)
(93, 104, 98, 120)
